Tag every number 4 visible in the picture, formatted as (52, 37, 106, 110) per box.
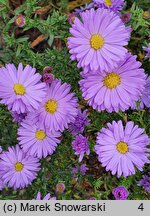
(138, 203, 144, 211)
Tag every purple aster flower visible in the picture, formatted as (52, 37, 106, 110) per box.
(95, 120, 150, 177)
(36, 192, 56, 200)
(138, 174, 150, 193)
(72, 134, 90, 162)
(74, 3, 95, 15)
(0, 145, 41, 189)
(131, 76, 150, 109)
(94, 0, 125, 12)
(143, 43, 150, 58)
(43, 66, 54, 85)
(35, 79, 78, 132)
(14, 15, 25, 27)
(112, 186, 129, 200)
(0, 63, 46, 114)
(17, 116, 61, 159)
(79, 53, 146, 113)
(43, 73, 54, 85)
(80, 164, 89, 175)
(68, 109, 90, 136)
(71, 164, 88, 178)
(68, 8, 130, 72)
(88, 197, 97, 200)
(72, 166, 78, 174)
(121, 13, 131, 23)
(56, 183, 65, 193)
(11, 111, 27, 124)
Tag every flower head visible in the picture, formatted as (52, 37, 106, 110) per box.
(138, 174, 150, 193)
(35, 79, 78, 132)
(95, 120, 150, 177)
(143, 43, 150, 58)
(79, 53, 146, 113)
(121, 13, 131, 23)
(94, 0, 125, 12)
(43, 66, 54, 85)
(43, 73, 54, 85)
(56, 183, 65, 193)
(71, 164, 88, 177)
(112, 186, 129, 200)
(72, 134, 90, 162)
(0, 145, 41, 189)
(14, 15, 25, 27)
(36, 192, 56, 200)
(68, 109, 90, 136)
(11, 111, 27, 124)
(0, 63, 46, 114)
(80, 164, 89, 175)
(72, 167, 78, 174)
(143, 11, 150, 19)
(17, 115, 61, 159)
(68, 8, 130, 72)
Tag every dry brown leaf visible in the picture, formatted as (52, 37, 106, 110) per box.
(34, 5, 52, 15)
(30, 34, 45, 48)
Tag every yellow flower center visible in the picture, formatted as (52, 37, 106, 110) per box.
(57, 185, 63, 192)
(35, 130, 46, 140)
(103, 73, 121, 89)
(105, 0, 112, 6)
(143, 11, 150, 18)
(45, 99, 58, 114)
(13, 83, 26, 95)
(116, 142, 128, 154)
(15, 162, 24, 172)
(90, 34, 104, 50)
(16, 17, 22, 24)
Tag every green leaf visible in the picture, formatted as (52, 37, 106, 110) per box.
(48, 34, 54, 47)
